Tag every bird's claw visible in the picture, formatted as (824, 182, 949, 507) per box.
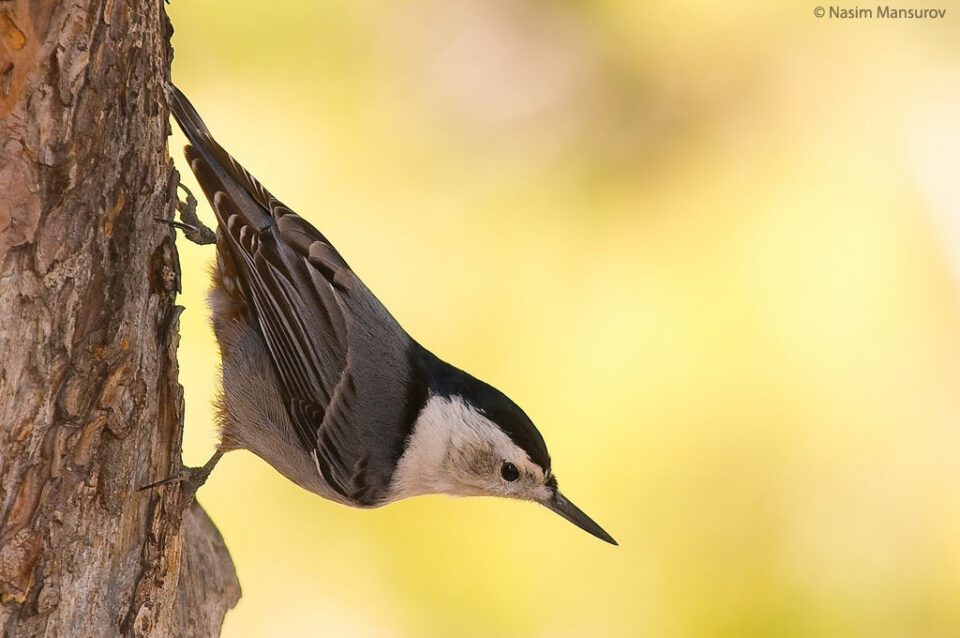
(139, 450, 224, 505)
(138, 469, 192, 492)
(158, 182, 217, 245)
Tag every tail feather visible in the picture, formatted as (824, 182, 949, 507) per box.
(165, 82, 275, 231)
(164, 82, 346, 271)
(184, 145, 231, 227)
(165, 82, 216, 150)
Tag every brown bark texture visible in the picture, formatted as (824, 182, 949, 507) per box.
(0, 1, 240, 636)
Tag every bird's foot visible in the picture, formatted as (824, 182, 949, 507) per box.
(156, 182, 217, 245)
(139, 450, 224, 504)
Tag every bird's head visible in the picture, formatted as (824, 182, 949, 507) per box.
(392, 361, 617, 545)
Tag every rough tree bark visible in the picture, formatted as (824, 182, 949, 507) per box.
(0, 1, 240, 636)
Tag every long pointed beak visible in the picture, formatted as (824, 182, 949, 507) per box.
(542, 490, 618, 545)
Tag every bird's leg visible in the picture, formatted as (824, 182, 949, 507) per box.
(175, 183, 217, 245)
(155, 182, 217, 245)
(139, 449, 225, 503)
(181, 449, 225, 500)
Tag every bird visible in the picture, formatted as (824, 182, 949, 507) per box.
(153, 83, 616, 545)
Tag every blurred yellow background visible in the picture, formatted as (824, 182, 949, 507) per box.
(166, 1, 960, 636)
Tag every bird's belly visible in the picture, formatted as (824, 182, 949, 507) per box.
(216, 321, 357, 507)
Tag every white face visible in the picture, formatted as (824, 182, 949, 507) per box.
(390, 394, 553, 503)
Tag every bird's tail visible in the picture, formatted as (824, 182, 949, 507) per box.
(165, 82, 216, 150)
(164, 82, 276, 232)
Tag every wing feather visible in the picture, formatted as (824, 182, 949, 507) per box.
(211, 181, 366, 499)
(169, 85, 416, 505)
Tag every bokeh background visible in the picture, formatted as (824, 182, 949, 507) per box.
(166, 1, 960, 636)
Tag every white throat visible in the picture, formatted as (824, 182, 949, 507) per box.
(389, 393, 515, 500)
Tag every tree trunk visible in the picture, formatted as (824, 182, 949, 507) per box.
(0, 1, 240, 636)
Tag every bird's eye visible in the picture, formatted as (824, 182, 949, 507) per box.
(500, 461, 520, 482)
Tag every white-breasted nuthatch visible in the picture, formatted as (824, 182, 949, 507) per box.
(154, 84, 616, 545)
